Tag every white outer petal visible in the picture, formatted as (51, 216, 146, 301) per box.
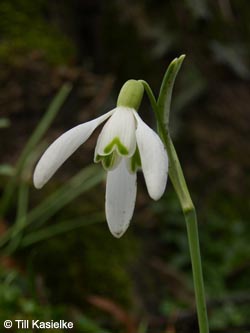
(133, 111, 168, 200)
(33, 110, 114, 189)
(95, 106, 136, 157)
(105, 159, 137, 238)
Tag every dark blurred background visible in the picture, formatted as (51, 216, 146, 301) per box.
(0, 1, 250, 332)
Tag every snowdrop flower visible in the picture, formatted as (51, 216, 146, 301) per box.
(33, 80, 168, 237)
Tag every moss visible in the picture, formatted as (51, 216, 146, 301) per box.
(0, 0, 75, 64)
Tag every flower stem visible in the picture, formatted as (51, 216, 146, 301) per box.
(164, 135, 209, 333)
(142, 79, 209, 333)
(185, 208, 209, 333)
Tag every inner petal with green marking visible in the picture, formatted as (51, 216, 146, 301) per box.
(128, 146, 141, 173)
(95, 151, 121, 170)
(104, 137, 129, 155)
(94, 106, 137, 159)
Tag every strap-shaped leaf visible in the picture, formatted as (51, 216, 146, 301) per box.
(0, 83, 72, 216)
(157, 55, 185, 129)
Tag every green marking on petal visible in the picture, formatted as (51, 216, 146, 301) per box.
(102, 152, 119, 170)
(95, 152, 120, 170)
(102, 154, 114, 169)
(94, 154, 102, 162)
(104, 137, 129, 155)
(130, 146, 141, 172)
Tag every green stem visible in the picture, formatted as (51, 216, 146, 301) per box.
(143, 81, 209, 333)
(185, 209, 209, 333)
(138, 80, 158, 113)
(161, 131, 209, 333)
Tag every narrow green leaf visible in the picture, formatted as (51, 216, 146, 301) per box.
(157, 55, 185, 129)
(1, 165, 104, 252)
(0, 83, 72, 216)
(6, 182, 29, 253)
(15, 183, 29, 226)
(12, 165, 104, 236)
(20, 214, 104, 247)
(0, 164, 15, 176)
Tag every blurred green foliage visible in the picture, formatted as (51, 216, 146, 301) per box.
(0, 263, 116, 332)
(154, 189, 250, 331)
(0, 0, 75, 64)
(31, 221, 138, 307)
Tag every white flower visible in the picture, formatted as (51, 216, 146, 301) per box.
(33, 80, 168, 238)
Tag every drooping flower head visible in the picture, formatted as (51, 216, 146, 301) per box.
(33, 80, 168, 237)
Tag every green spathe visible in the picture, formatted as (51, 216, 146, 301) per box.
(117, 80, 144, 110)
